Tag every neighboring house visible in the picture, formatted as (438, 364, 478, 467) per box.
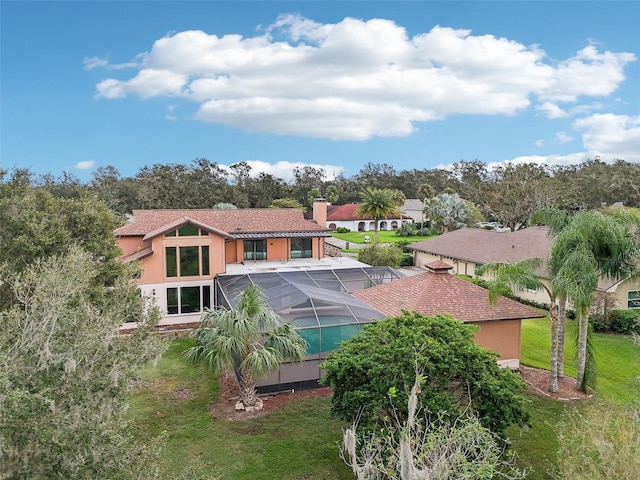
(400, 198, 426, 223)
(115, 209, 331, 324)
(312, 198, 412, 232)
(353, 261, 544, 369)
(408, 227, 640, 311)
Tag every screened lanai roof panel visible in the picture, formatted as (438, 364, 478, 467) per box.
(314, 279, 347, 292)
(250, 275, 290, 292)
(291, 316, 320, 328)
(267, 288, 310, 310)
(349, 306, 387, 323)
(365, 267, 402, 285)
(278, 271, 320, 288)
(217, 266, 403, 327)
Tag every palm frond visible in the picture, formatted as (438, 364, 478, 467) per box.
(478, 259, 547, 304)
(531, 207, 571, 234)
(242, 347, 284, 377)
(265, 323, 309, 362)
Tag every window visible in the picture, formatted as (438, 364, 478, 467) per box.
(178, 224, 199, 236)
(291, 238, 312, 259)
(244, 239, 267, 261)
(202, 246, 210, 275)
(180, 246, 199, 276)
(474, 263, 484, 277)
(628, 291, 640, 309)
(180, 286, 201, 313)
(166, 247, 177, 277)
(164, 224, 209, 237)
(167, 287, 178, 314)
(166, 285, 211, 315)
(165, 246, 210, 277)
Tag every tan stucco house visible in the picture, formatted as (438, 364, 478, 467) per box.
(408, 227, 640, 311)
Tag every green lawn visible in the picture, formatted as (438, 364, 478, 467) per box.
(129, 322, 639, 479)
(331, 230, 432, 244)
(509, 316, 640, 479)
(128, 338, 352, 479)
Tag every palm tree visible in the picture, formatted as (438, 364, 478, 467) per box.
(424, 192, 469, 233)
(479, 258, 563, 392)
(354, 187, 400, 243)
(186, 285, 308, 407)
(549, 209, 639, 390)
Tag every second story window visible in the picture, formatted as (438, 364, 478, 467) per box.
(244, 239, 267, 261)
(166, 245, 210, 277)
(165, 225, 210, 237)
(291, 238, 312, 258)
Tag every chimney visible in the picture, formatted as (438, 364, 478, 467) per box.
(312, 198, 328, 227)
(424, 260, 454, 274)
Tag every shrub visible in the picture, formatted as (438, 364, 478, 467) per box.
(609, 310, 640, 334)
(399, 253, 414, 267)
(418, 226, 431, 236)
(357, 244, 403, 267)
(394, 239, 413, 253)
(322, 312, 530, 439)
(336, 227, 351, 233)
(589, 315, 610, 333)
(395, 223, 415, 237)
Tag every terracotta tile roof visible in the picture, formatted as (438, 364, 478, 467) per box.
(352, 270, 544, 323)
(115, 209, 330, 238)
(326, 203, 409, 221)
(408, 227, 552, 264)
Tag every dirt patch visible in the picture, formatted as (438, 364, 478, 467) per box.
(173, 387, 195, 400)
(209, 366, 588, 420)
(209, 372, 332, 420)
(518, 366, 591, 401)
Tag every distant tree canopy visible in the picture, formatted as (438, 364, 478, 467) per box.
(4, 158, 640, 226)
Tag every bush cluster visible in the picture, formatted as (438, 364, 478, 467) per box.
(395, 222, 430, 237)
(357, 244, 403, 268)
(335, 227, 351, 233)
(590, 309, 640, 334)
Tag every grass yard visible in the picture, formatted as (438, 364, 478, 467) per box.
(509, 316, 640, 479)
(129, 322, 639, 479)
(128, 339, 352, 480)
(330, 229, 432, 244)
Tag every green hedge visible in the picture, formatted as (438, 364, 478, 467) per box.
(590, 309, 640, 334)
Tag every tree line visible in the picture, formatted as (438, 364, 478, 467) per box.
(3, 158, 640, 229)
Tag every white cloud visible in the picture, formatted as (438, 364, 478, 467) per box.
(556, 131, 574, 144)
(83, 56, 109, 70)
(74, 160, 95, 170)
(83, 54, 145, 71)
(536, 101, 567, 119)
(573, 113, 640, 162)
(92, 15, 636, 140)
(220, 160, 344, 182)
(538, 46, 636, 103)
(534, 139, 544, 147)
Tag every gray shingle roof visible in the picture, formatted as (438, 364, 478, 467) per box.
(408, 227, 552, 264)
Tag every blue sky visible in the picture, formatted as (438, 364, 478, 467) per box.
(2, 1, 639, 182)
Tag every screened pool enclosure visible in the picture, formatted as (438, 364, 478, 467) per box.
(216, 267, 404, 390)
